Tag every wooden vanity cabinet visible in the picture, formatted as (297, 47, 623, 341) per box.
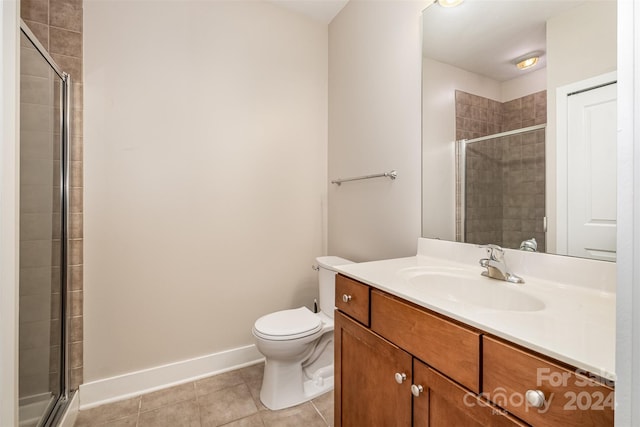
(334, 309, 522, 427)
(334, 274, 614, 427)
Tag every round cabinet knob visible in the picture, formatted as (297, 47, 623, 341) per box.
(394, 372, 407, 384)
(342, 294, 352, 303)
(525, 389, 546, 408)
(411, 384, 424, 397)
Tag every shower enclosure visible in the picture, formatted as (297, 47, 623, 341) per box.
(19, 21, 72, 427)
(457, 124, 546, 252)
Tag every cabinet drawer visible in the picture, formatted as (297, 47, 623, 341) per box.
(483, 336, 614, 426)
(335, 274, 370, 326)
(370, 290, 481, 393)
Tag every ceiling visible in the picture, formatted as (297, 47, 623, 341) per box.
(269, 0, 349, 24)
(422, 0, 586, 82)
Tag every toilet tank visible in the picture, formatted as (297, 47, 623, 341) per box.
(316, 256, 353, 318)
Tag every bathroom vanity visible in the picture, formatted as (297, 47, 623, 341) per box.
(333, 239, 615, 426)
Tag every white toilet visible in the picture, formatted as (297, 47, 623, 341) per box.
(252, 256, 353, 410)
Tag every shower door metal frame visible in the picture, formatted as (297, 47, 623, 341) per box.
(19, 19, 72, 427)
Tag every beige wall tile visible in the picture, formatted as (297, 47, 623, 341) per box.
(69, 160, 83, 186)
(69, 315, 83, 342)
(19, 320, 51, 349)
(50, 53, 82, 82)
(70, 341, 83, 368)
(20, 239, 52, 269)
(20, 266, 51, 295)
(68, 264, 83, 289)
(72, 83, 83, 109)
(20, 103, 53, 133)
(20, 213, 52, 241)
(21, 75, 52, 105)
(70, 136, 83, 161)
(69, 212, 83, 238)
(69, 290, 82, 316)
(19, 372, 50, 398)
(21, 130, 53, 161)
(50, 0, 83, 32)
(69, 238, 83, 265)
(19, 346, 51, 378)
(71, 109, 83, 138)
(69, 186, 83, 214)
(50, 292, 60, 319)
(49, 27, 82, 58)
(70, 366, 83, 390)
(20, 293, 52, 322)
(21, 0, 48, 25)
(23, 20, 49, 50)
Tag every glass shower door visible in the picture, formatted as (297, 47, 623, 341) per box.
(19, 25, 69, 427)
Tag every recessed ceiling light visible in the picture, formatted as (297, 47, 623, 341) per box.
(516, 56, 539, 70)
(437, 0, 465, 8)
(513, 51, 544, 71)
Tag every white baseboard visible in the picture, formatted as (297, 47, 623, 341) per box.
(79, 344, 264, 410)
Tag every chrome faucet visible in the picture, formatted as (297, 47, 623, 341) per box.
(478, 244, 525, 284)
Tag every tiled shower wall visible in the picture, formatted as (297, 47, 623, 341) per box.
(21, 0, 84, 390)
(456, 90, 546, 251)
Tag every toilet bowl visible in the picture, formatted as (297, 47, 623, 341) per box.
(252, 256, 353, 410)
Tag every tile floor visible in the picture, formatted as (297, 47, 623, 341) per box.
(73, 363, 334, 427)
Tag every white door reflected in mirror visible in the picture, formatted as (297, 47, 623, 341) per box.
(566, 82, 617, 261)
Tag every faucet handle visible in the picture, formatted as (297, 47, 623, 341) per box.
(478, 244, 504, 260)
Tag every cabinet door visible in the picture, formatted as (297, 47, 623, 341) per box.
(412, 360, 526, 427)
(335, 311, 412, 427)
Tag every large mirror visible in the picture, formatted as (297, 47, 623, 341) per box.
(421, 0, 617, 261)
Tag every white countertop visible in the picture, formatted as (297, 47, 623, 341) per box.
(334, 242, 616, 382)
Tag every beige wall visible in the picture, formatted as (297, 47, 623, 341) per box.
(546, 0, 617, 253)
(84, 1, 328, 381)
(328, 0, 426, 261)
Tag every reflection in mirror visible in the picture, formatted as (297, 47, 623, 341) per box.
(421, 0, 617, 261)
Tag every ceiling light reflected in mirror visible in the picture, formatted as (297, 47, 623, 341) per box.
(515, 52, 543, 70)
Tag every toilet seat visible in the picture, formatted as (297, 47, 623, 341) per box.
(253, 307, 322, 341)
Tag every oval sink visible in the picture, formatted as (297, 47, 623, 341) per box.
(398, 267, 545, 312)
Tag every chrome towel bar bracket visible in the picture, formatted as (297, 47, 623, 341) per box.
(331, 170, 397, 186)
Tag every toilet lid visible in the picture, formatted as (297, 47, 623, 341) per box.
(253, 307, 322, 340)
